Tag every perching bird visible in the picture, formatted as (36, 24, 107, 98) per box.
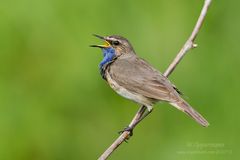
(91, 34, 209, 130)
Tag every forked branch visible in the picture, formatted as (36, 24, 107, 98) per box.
(98, 0, 212, 159)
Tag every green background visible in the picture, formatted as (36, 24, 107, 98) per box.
(0, 0, 239, 159)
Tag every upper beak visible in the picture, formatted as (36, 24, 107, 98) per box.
(90, 34, 111, 48)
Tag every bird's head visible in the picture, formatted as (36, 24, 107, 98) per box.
(90, 34, 135, 57)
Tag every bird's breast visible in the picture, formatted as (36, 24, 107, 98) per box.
(105, 70, 154, 107)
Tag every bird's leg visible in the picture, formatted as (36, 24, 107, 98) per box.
(130, 106, 153, 129)
(119, 105, 152, 137)
(118, 105, 146, 137)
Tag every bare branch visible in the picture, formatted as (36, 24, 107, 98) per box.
(163, 0, 212, 77)
(98, 1, 211, 159)
(98, 106, 147, 160)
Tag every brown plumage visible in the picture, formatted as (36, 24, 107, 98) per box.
(92, 35, 209, 127)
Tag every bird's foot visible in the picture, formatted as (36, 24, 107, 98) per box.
(118, 126, 133, 136)
(118, 126, 134, 143)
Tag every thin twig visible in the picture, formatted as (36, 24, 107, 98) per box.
(98, 0, 211, 159)
(98, 106, 147, 160)
(163, 0, 212, 77)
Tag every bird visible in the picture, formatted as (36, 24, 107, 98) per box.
(90, 34, 209, 132)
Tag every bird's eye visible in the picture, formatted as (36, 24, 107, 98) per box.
(113, 41, 120, 45)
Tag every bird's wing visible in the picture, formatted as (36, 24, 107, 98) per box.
(108, 54, 179, 102)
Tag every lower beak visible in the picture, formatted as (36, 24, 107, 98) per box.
(90, 41, 111, 48)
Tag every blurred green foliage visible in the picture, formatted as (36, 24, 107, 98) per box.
(0, 0, 239, 159)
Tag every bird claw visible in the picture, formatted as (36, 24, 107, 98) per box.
(118, 126, 134, 137)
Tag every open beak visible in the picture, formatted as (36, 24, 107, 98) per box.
(90, 34, 111, 48)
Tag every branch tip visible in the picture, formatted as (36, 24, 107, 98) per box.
(193, 43, 198, 48)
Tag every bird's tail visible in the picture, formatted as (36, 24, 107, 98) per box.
(170, 100, 209, 127)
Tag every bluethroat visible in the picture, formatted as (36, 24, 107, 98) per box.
(91, 34, 209, 131)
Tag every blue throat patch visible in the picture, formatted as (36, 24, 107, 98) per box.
(99, 47, 116, 69)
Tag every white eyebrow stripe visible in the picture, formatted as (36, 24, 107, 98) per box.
(107, 38, 116, 41)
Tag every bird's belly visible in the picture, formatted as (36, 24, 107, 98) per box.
(105, 72, 153, 107)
